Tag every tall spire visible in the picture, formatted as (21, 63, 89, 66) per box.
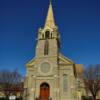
(44, 1, 56, 28)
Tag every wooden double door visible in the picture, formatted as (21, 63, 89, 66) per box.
(39, 83, 50, 100)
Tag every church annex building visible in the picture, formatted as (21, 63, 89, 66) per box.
(24, 2, 85, 100)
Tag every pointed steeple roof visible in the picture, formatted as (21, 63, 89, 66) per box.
(44, 1, 56, 28)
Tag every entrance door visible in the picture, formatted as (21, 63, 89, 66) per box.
(40, 82, 50, 100)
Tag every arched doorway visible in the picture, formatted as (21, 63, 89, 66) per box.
(39, 82, 50, 100)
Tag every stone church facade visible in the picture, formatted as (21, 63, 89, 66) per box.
(24, 2, 85, 100)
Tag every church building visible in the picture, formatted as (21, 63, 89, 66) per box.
(24, 2, 85, 100)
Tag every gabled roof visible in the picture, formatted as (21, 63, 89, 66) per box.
(58, 53, 74, 65)
(26, 53, 74, 67)
(26, 57, 36, 67)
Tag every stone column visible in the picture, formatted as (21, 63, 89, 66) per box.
(54, 74, 60, 100)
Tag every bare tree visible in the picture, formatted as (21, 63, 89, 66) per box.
(0, 69, 23, 97)
(84, 64, 100, 100)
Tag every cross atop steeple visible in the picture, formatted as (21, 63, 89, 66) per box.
(44, 1, 56, 28)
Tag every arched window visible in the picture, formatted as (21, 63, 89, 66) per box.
(63, 74, 68, 92)
(42, 34, 44, 39)
(45, 31, 50, 39)
(44, 40, 49, 55)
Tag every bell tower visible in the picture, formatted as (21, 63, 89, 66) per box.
(36, 2, 60, 58)
(24, 1, 82, 100)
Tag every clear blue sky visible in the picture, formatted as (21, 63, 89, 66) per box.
(0, 0, 100, 75)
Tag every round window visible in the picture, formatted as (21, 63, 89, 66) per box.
(40, 62, 51, 73)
